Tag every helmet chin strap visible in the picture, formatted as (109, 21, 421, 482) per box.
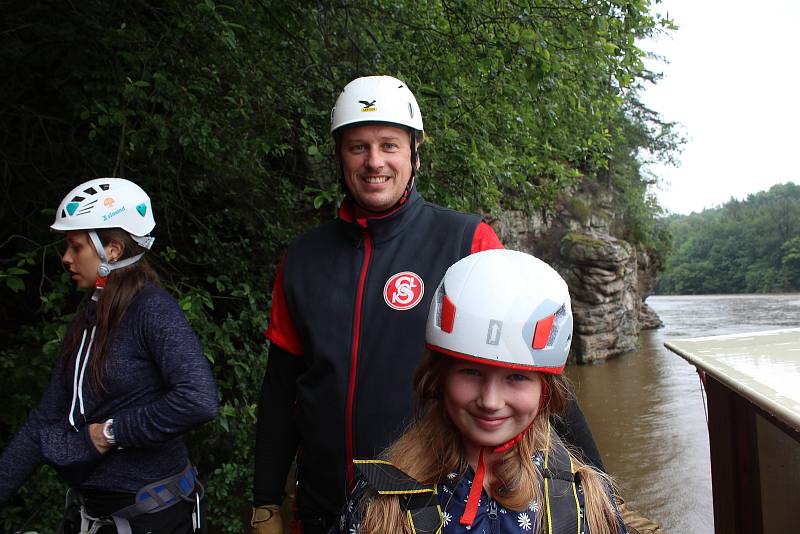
(87, 230, 146, 296)
(459, 424, 534, 527)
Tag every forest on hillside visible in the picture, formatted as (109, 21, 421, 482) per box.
(657, 183, 800, 295)
(0, 1, 680, 531)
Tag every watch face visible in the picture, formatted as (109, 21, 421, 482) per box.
(103, 420, 115, 442)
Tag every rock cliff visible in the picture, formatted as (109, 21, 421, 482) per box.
(490, 181, 662, 364)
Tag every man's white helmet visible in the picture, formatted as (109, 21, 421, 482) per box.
(330, 75, 423, 134)
(426, 249, 573, 374)
(51, 177, 155, 249)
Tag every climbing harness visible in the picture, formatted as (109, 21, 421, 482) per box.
(354, 459, 443, 534)
(540, 425, 581, 534)
(63, 462, 203, 534)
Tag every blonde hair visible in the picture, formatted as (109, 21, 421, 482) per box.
(358, 352, 621, 534)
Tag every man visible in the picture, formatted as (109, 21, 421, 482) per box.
(250, 76, 602, 534)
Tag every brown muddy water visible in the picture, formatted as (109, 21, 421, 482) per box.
(565, 294, 800, 534)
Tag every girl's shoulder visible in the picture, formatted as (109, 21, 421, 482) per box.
(130, 283, 179, 309)
(335, 461, 443, 534)
(124, 284, 186, 327)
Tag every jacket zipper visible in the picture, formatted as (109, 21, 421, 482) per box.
(488, 499, 498, 533)
(345, 230, 372, 488)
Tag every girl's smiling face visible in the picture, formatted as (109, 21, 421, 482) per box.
(443, 360, 543, 460)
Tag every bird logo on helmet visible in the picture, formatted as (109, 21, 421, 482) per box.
(425, 249, 573, 374)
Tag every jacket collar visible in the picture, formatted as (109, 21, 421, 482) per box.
(338, 187, 424, 244)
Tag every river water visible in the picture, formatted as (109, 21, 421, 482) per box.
(565, 294, 800, 534)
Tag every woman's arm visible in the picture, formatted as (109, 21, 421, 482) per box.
(111, 289, 219, 448)
(0, 362, 103, 505)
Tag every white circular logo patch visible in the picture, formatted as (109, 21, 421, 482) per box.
(383, 271, 424, 311)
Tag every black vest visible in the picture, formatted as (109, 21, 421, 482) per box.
(280, 189, 480, 517)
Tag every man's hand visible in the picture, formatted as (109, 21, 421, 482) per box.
(250, 504, 283, 534)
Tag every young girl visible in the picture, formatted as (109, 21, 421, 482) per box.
(0, 178, 219, 533)
(334, 249, 625, 534)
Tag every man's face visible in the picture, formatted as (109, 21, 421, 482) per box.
(338, 124, 415, 212)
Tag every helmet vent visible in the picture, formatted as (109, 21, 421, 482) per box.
(547, 323, 560, 347)
(435, 284, 456, 333)
(83, 186, 98, 195)
(99, 183, 110, 191)
(546, 304, 567, 347)
(440, 294, 456, 333)
(434, 284, 445, 327)
(532, 314, 556, 350)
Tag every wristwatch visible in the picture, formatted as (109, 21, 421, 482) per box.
(102, 418, 116, 446)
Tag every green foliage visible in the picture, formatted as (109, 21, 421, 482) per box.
(657, 183, 800, 294)
(0, 0, 677, 531)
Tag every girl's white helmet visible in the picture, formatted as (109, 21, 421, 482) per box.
(51, 177, 155, 249)
(52, 178, 156, 289)
(330, 75, 423, 134)
(426, 249, 573, 374)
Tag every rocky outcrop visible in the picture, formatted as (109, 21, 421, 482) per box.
(490, 181, 662, 364)
(560, 232, 639, 363)
(636, 249, 664, 330)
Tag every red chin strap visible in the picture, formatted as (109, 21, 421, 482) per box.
(459, 380, 549, 526)
(459, 428, 531, 526)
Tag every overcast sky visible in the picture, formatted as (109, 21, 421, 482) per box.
(640, 0, 800, 215)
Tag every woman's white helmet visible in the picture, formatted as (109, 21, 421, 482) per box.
(52, 177, 155, 246)
(52, 178, 156, 288)
(426, 249, 573, 374)
(330, 75, 423, 134)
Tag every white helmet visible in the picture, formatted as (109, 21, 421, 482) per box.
(426, 249, 573, 373)
(330, 75, 423, 134)
(52, 178, 155, 244)
(52, 178, 155, 287)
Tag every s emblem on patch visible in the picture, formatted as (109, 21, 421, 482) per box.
(383, 271, 424, 311)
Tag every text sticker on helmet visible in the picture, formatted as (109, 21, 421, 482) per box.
(383, 271, 424, 311)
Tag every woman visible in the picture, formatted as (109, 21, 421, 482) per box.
(0, 178, 219, 533)
(334, 249, 625, 534)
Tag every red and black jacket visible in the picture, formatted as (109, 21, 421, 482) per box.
(254, 188, 502, 519)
